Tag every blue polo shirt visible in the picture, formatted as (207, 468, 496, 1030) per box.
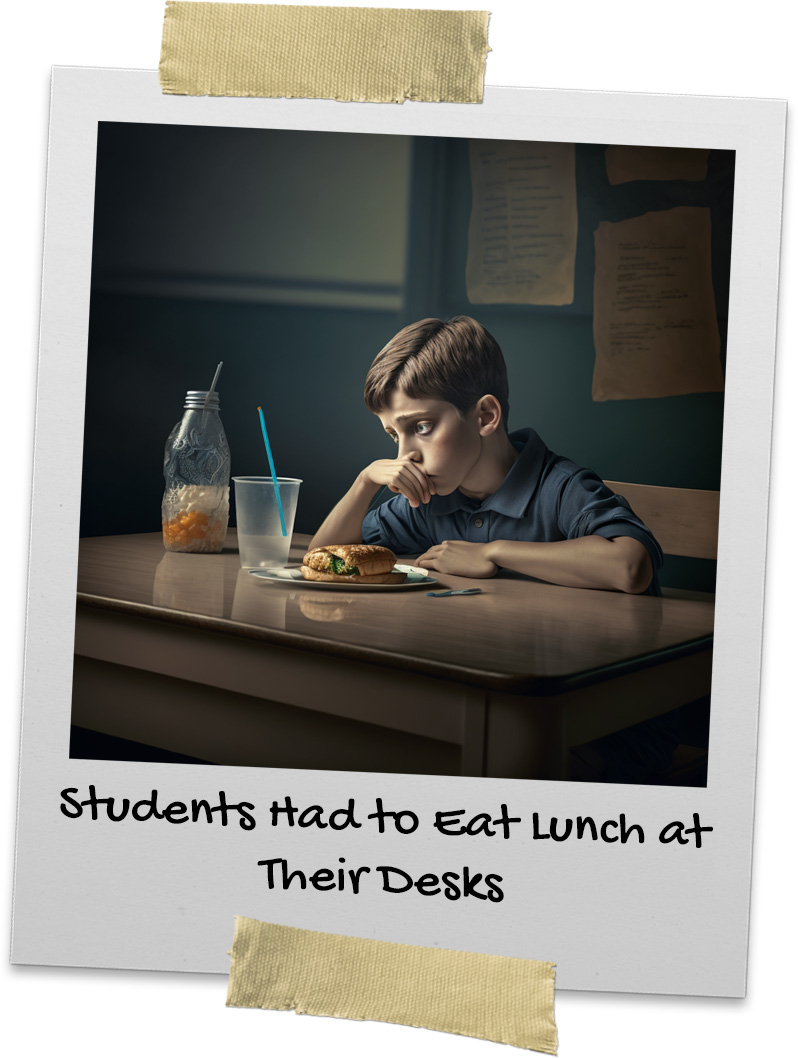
(361, 427, 663, 593)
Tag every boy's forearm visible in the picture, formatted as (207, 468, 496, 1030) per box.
(308, 474, 378, 550)
(485, 535, 653, 593)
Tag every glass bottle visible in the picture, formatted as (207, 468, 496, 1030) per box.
(161, 390, 231, 553)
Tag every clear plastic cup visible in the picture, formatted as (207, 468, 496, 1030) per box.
(232, 477, 302, 569)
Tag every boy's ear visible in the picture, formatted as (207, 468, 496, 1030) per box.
(476, 395, 502, 436)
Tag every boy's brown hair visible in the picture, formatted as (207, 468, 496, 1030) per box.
(363, 316, 510, 425)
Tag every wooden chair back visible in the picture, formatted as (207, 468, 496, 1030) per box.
(603, 481, 720, 560)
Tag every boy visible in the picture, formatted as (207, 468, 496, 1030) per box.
(311, 316, 662, 594)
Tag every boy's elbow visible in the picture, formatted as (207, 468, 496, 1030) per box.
(612, 539, 653, 594)
(622, 564, 652, 594)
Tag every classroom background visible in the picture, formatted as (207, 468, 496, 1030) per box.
(81, 123, 732, 593)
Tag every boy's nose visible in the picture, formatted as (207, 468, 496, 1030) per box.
(400, 444, 422, 462)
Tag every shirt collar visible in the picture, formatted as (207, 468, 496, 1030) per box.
(428, 428, 548, 518)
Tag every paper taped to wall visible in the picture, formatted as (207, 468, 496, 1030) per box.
(605, 146, 711, 184)
(592, 207, 724, 401)
(466, 140, 577, 305)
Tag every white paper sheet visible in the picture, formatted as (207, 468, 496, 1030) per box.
(466, 140, 577, 304)
(592, 207, 725, 400)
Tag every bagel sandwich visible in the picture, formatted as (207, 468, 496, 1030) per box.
(301, 544, 406, 584)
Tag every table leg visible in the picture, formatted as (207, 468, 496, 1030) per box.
(483, 649, 713, 780)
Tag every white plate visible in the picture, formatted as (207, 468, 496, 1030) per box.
(248, 564, 437, 591)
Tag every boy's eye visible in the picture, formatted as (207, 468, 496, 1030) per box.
(414, 421, 433, 436)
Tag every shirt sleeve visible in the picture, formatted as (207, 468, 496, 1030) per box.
(361, 495, 434, 556)
(557, 470, 664, 576)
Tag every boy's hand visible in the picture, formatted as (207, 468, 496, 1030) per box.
(360, 457, 435, 509)
(416, 540, 498, 579)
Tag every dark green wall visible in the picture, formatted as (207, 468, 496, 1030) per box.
(81, 125, 732, 591)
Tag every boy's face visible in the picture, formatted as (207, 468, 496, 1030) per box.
(376, 390, 483, 496)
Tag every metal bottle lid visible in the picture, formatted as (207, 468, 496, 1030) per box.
(184, 390, 221, 410)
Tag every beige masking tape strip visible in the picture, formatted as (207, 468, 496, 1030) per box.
(159, 3, 490, 102)
(227, 918, 558, 1053)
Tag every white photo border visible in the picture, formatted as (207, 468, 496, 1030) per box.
(11, 68, 785, 997)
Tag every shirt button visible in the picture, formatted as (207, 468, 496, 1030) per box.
(474, 517, 484, 528)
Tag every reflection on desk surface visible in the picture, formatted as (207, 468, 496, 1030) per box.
(77, 530, 714, 690)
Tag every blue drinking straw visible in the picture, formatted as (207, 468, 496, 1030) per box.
(257, 406, 287, 536)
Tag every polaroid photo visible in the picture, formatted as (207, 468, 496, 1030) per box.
(11, 68, 784, 997)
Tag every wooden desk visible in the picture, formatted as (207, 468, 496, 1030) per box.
(73, 532, 715, 779)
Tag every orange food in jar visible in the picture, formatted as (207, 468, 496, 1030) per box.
(163, 507, 224, 551)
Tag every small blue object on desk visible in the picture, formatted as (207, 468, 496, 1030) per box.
(426, 588, 483, 597)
